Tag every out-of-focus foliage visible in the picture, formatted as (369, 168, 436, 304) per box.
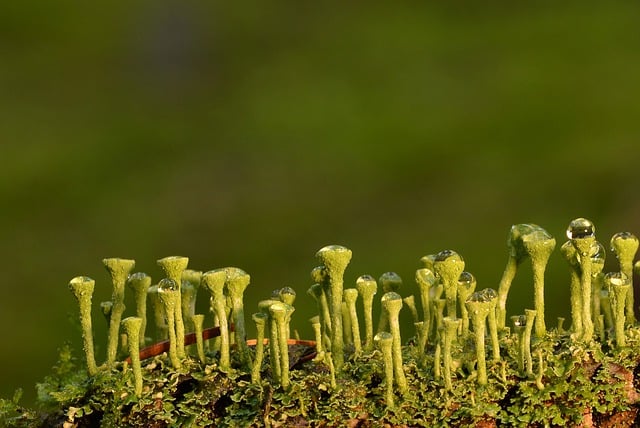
(1, 1, 639, 405)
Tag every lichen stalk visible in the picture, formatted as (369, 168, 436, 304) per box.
(147, 285, 168, 341)
(522, 230, 556, 338)
(457, 272, 476, 337)
(512, 315, 526, 374)
(316, 245, 352, 372)
(465, 290, 494, 385)
(270, 302, 294, 390)
(180, 270, 201, 332)
(121, 317, 143, 396)
(415, 268, 436, 345)
(433, 250, 465, 319)
(442, 317, 461, 390)
(343, 288, 362, 355)
(103, 258, 135, 367)
(374, 332, 395, 407)
(202, 269, 230, 371)
(127, 272, 151, 346)
(376, 272, 402, 334)
(382, 292, 408, 393)
(68, 276, 98, 376)
(157, 279, 181, 369)
(356, 275, 377, 352)
(341, 302, 353, 346)
(606, 272, 630, 349)
(611, 232, 639, 325)
(226, 267, 251, 368)
(157, 256, 189, 359)
(191, 314, 206, 364)
(309, 316, 324, 361)
(523, 309, 536, 376)
(251, 313, 267, 384)
(561, 241, 583, 338)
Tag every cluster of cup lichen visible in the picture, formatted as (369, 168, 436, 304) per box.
(8, 217, 640, 426)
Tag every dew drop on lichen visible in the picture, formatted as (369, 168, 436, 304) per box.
(158, 278, 177, 292)
(566, 218, 595, 240)
(604, 271, 629, 286)
(458, 271, 475, 286)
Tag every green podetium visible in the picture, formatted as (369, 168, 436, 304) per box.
(605, 272, 630, 349)
(309, 316, 324, 361)
(157, 256, 189, 359)
(126, 272, 151, 346)
(566, 218, 597, 342)
(192, 314, 206, 364)
(511, 315, 526, 374)
(610, 232, 639, 325)
(147, 285, 168, 341)
(457, 272, 476, 337)
(442, 317, 461, 390)
(481, 288, 500, 362)
(68, 276, 98, 376)
(465, 290, 494, 385)
(343, 289, 362, 355)
(157, 278, 181, 369)
(374, 332, 395, 408)
(202, 269, 230, 371)
(181, 270, 202, 332)
(258, 299, 282, 380)
(103, 258, 136, 367)
(316, 245, 352, 372)
(382, 292, 407, 394)
(376, 272, 402, 334)
(415, 268, 436, 347)
(251, 312, 267, 384)
(226, 268, 251, 367)
(523, 309, 536, 376)
(269, 301, 295, 390)
(560, 241, 583, 338)
(497, 224, 537, 330)
(121, 317, 143, 396)
(356, 275, 377, 352)
(521, 229, 556, 338)
(433, 250, 465, 319)
(307, 281, 331, 350)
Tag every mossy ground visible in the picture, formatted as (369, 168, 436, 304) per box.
(3, 326, 640, 428)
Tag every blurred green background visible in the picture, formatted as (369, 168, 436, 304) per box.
(2, 2, 640, 405)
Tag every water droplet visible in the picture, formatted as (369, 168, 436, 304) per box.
(467, 288, 496, 303)
(566, 218, 595, 240)
(480, 288, 497, 300)
(158, 278, 177, 292)
(610, 232, 639, 252)
(379, 272, 402, 292)
(356, 275, 377, 290)
(604, 271, 629, 287)
(279, 287, 296, 305)
(511, 315, 527, 327)
(435, 250, 463, 262)
(458, 272, 476, 293)
(128, 272, 148, 282)
(589, 241, 606, 261)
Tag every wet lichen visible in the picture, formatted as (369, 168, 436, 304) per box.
(4, 218, 640, 427)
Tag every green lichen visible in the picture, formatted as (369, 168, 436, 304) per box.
(9, 219, 640, 427)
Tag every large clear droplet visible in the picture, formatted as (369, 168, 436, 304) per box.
(512, 314, 527, 327)
(566, 218, 595, 240)
(435, 249, 462, 262)
(458, 271, 475, 287)
(158, 278, 177, 292)
(480, 288, 497, 300)
(604, 271, 629, 287)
